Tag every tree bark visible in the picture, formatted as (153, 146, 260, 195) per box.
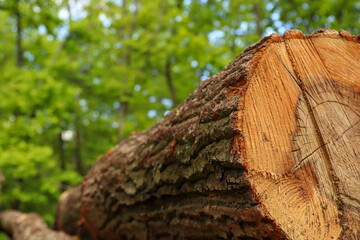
(54, 185, 92, 239)
(56, 29, 360, 240)
(0, 210, 73, 240)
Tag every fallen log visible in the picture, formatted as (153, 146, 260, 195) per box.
(57, 29, 360, 239)
(0, 210, 73, 240)
(54, 186, 82, 235)
(0, 173, 73, 239)
(55, 186, 91, 239)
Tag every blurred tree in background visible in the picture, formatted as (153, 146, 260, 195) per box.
(0, 0, 359, 227)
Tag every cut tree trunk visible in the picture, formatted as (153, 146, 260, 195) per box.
(56, 29, 360, 240)
(0, 210, 73, 240)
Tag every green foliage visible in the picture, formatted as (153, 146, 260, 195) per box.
(0, 0, 359, 227)
(0, 233, 9, 240)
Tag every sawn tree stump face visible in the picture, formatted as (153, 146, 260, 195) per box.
(61, 29, 360, 240)
(243, 29, 360, 239)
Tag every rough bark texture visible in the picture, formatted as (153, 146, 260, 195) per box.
(80, 35, 281, 240)
(0, 210, 73, 240)
(56, 29, 360, 240)
(54, 186, 93, 239)
(54, 186, 82, 235)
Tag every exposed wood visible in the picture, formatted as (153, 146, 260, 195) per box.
(56, 29, 360, 240)
(0, 210, 73, 240)
(243, 29, 360, 239)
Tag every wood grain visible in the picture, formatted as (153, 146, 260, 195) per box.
(243, 29, 360, 239)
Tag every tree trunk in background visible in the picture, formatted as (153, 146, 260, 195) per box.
(143, 0, 166, 70)
(117, 0, 138, 142)
(58, 131, 66, 171)
(164, 2, 182, 108)
(66, 0, 72, 24)
(74, 116, 83, 175)
(0, 172, 4, 196)
(116, 0, 128, 142)
(117, 101, 128, 141)
(56, 29, 360, 240)
(254, 0, 263, 37)
(0, 210, 73, 240)
(58, 130, 67, 191)
(165, 57, 177, 106)
(15, 0, 23, 67)
(51, 0, 72, 64)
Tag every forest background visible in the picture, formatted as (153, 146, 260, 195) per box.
(0, 0, 358, 236)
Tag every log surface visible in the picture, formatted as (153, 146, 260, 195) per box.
(80, 35, 283, 239)
(57, 29, 360, 240)
(0, 210, 73, 240)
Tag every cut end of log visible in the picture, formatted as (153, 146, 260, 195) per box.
(241, 29, 360, 239)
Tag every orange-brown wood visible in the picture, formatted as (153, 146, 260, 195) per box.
(242, 29, 360, 239)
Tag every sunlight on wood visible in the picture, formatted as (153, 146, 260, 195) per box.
(243, 29, 360, 239)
